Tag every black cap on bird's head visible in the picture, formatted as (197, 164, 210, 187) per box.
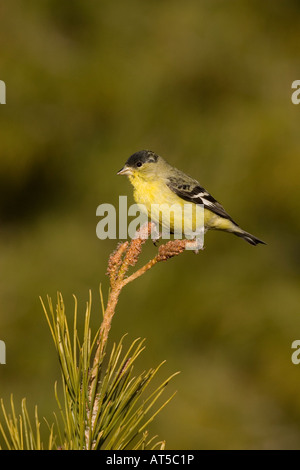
(117, 150, 159, 175)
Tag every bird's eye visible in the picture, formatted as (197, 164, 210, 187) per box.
(136, 161, 143, 168)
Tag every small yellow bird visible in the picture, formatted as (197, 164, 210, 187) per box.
(117, 150, 266, 246)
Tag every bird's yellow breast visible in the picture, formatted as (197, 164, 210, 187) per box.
(128, 173, 206, 235)
(129, 174, 179, 208)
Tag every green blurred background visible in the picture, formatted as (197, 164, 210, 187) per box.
(1, 0, 300, 449)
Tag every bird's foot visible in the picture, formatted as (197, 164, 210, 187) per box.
(152, 232, 162, 246)
(149, 223, 161, 246)
(185, 238, 204, 254)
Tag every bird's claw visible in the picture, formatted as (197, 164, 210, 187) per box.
(185, 238, 204, 253)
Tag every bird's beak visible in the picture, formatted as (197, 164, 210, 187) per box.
(117, 166, 132, 176)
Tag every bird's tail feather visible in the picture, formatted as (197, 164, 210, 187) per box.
(234, 229, 266, 246)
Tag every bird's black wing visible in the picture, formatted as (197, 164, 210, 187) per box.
(166, 176, 237, 224)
